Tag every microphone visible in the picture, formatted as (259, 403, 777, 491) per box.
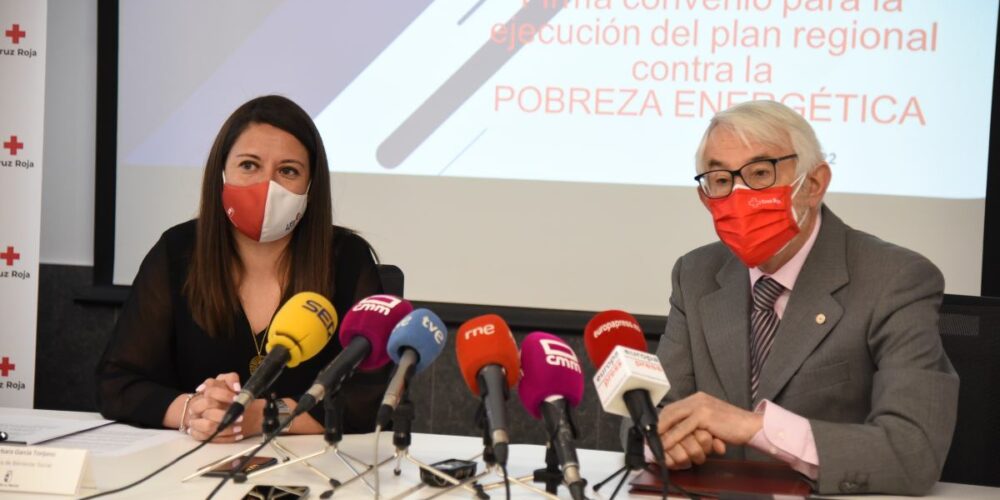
(584, 310, 671, 468)
(220, 292, 337, 429)
(293, 294, 413, 417)
(455, 314, 520, 466)
(376, 308, 448, 427)
(518, 332, 586, 500)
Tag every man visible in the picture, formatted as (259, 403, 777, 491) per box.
(652, 100, 958, 495)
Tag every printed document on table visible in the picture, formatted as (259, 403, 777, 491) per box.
(0, 414, 113, 445)
(45, 423, 185, 457)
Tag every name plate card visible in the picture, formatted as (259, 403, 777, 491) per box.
(0, 446, 88, 495)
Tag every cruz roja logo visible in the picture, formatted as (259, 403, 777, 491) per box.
(0, 357, 25, 391)
(0, 247, 29, 280)
(1, 136, 34, 170)
(4, 24, 25, 44)
(2, 25, 38, 59)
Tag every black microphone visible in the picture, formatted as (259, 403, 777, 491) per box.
(220, 292, 337, 430)
(292, 295, 413, 417)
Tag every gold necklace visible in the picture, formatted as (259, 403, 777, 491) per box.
(249, 324, 266, 374)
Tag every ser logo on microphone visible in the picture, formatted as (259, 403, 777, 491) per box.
(352, 295, 402, 316)
(541, 339, 581, 373)
(303, 299, 336, 337)
(422, 315, 446, 345)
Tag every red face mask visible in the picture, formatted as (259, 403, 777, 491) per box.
(704, 177, 806, 268)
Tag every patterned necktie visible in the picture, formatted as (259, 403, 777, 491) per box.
(750, 276, 785, 402)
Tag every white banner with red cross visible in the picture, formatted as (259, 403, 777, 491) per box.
(0, 0, 47, 408)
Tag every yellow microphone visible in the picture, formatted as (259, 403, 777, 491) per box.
(266, 292, 338, 367)
(221, 292, 338, 429)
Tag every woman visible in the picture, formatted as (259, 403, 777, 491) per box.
(97, 95, 388, 442)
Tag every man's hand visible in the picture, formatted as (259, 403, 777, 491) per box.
(658, 392, 763, 459)
(659, 429, 726, 469)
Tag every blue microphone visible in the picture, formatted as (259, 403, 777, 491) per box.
(376, 308, 449, 427)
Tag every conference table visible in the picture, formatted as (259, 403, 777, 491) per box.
(2, 408, 997, 499)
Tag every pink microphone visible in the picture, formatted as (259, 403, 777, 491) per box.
(518, 332, 587, 500)
(294, 295, 413, 416)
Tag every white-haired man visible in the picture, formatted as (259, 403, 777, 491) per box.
(652, 100, 958, 495)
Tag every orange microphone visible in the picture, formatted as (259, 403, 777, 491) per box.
(455, 314, 519, 466)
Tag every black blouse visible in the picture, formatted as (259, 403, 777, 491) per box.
(96, 220, 390, 433)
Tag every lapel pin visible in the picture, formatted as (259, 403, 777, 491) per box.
(816, 313, 827, 325)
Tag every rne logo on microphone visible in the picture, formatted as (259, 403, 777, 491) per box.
(421, 315, 446, 344)
(352, 295, 402, 316)
(463, 323, 495, 340)
(593, 319, 641, 339)
(540, 339, 581, 373)
(303, 299, 336, 337)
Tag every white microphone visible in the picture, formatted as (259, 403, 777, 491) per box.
(593, 345, 670, 418)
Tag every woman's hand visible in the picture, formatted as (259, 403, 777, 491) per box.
(186, 372, 245, 442)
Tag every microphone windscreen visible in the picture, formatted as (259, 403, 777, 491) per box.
(584, 310, 648, 367)
(266, 292, 338, 367)
(340, 294, 414, 371)
(518, 332, 584, 419)
(455, 314, 519, 394)
(387, 308, 448, 374)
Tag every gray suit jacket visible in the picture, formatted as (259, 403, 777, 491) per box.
(655, 206, 958, 495)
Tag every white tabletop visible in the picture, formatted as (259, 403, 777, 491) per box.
(1, 408, 997, 499)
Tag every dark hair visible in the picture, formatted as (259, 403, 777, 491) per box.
(185, 95, 334, 337)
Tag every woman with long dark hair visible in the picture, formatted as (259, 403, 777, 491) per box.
(97, 95, 388, 441)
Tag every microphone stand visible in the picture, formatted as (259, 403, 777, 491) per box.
(528, 405, 587, 500)
(182, 393, 320, 482)
(377, 390, 488, 500)
(592, 425, 646, 500)
(470, 404, 562, 500)
(533, 445, 567, 494)
(246, 392, 388, 496)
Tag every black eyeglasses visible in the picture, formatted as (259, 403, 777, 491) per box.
(694, 154, 799, 199)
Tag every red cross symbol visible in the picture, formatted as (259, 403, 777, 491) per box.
(1, 246, 20, 266)
(4, 24, 25, 44)
(0, 357, 14, 377)
(3, 136, 23, 156)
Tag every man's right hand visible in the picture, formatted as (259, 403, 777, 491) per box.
(657, 408, 727, 469)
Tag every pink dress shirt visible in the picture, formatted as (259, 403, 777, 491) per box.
(745, 210, 823, 479)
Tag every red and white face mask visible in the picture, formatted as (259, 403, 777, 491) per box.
(221, 174, 308, 242)
(704, 174, 808, 268)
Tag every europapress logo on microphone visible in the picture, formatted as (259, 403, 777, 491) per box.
(1, 23, 37, 59)
(2, 135, 35, 170)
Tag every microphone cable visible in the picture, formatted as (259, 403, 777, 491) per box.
(80, 426, 225, 499)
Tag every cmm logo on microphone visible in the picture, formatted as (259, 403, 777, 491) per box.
(540, 339, 581, 373)
(352, 295, 402, 316)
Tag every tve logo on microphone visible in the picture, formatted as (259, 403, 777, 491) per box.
(540, 339, 581, 373)
(352, 295, 403, 315)
(422, 315, 446, 344)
